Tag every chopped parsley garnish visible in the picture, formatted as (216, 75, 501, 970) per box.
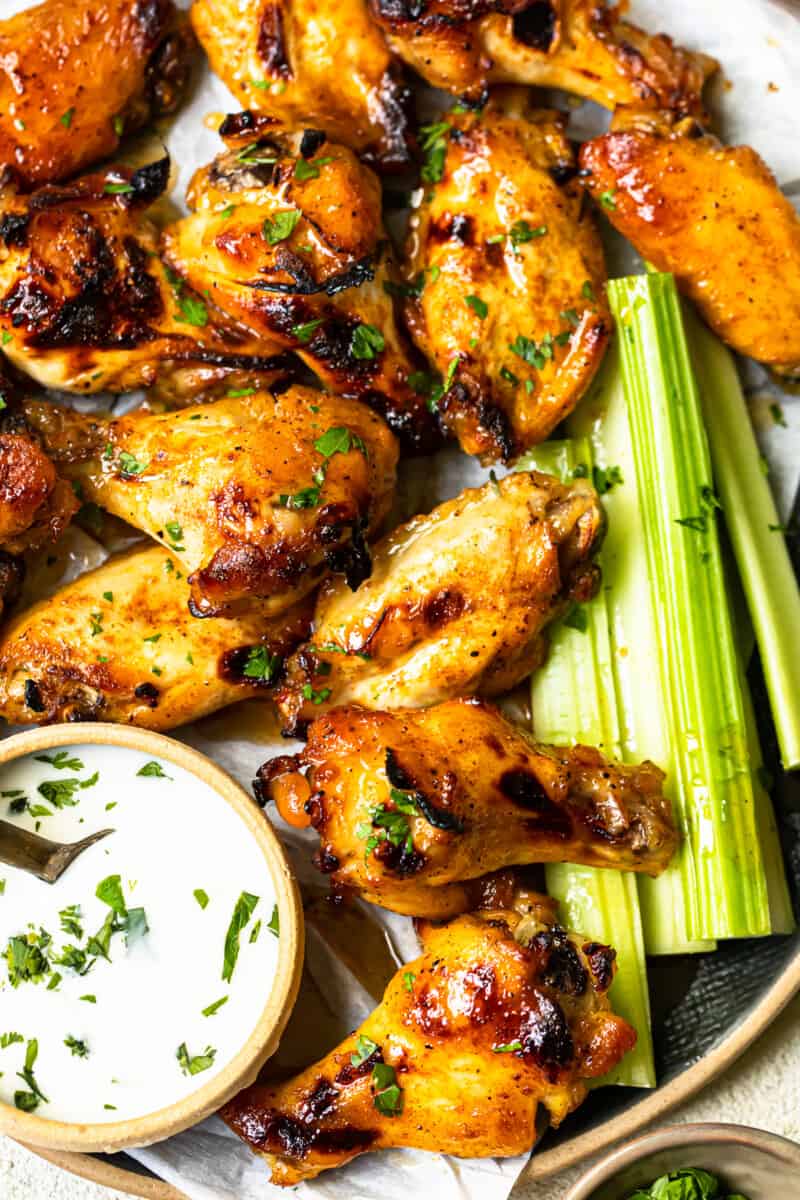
(291, 318, 324, 344)
(226, 386, 256, 398)
(222, 892, 260, 982)
(627, 1167, 748, 1200)
(137, 760, 171, 779)
(582, 280, 596, 302)
(60, 108, 75, 129)
(770, 402, 787, 427)
(263, 210, 301, 245)
(492, 1040, 522, 1054)
(249, 919, 262, 943)
(0, 1032, 23, 1049)
(242, 645, 281, 683)
(314, 426, 366, 458)
(350, 1034, 379, 1067)
(301, 683, 331, 705)
(177, 1043, 217, 1076)
(402, 971, 415, 992)
(80, 994, 96, 1004)
(236, 142, 277, 165)
(177, 292, 208, 327)
(267, 904, 280, 938)
(38, 772, 97, 809)
(675, 484, 722, 534)
(294, 156, 333, 181)
(59, 905, 83, 940)
(599, 189, 617, 210)
(202, 996, 228, 1018)
(164, 520, 185, 551)
(371, 1062, 403, 1116)
(357, 804, 412, 861)
(419, 122, 450, 184)
(508, 333, 554, 371)
(592, 464, 624, 495)
(89, 612, 103, 637)
(35, 751, 83, 771)
(15, 1038, 48, 1110)
(118, 451, 149, 478)
(278, 485, 322, 510)
(499, 366, 519, 386)
(125, 907, 149, 946)
(220, 204, 236, 219)
(194, 889, 210, 910)
(96, 874, 126, 916)
(104, 181, 134, 195)
(350, 323, 385, 360)
(509, 220, 547, 246)
(64, 1036, 89, 1058)
(465, 294, 488, 319)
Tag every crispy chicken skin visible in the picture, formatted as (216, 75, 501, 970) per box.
(191, 0, 411, 172)
(23, 387, 398, 618)
(257, 698, 676, 917)
(0, 545, 312, 729)
(0, 157, 292, 402)
(0, 0, 195, 189)
(404, 99, 610, 462)
(275, 470, 603, 731)
(580, 110, 800, 377)
(163, 120, 440, 452)
(221, 910, 636, 1183)
(369, 0, 715, 111)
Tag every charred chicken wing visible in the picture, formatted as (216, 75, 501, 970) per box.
(0, 157, 292, 401)
(0, 544, 312, 729)
(221, 910, 636, 1183)
(191, 0, 411, 172)
(23, 387, 398, 618)
(404, 99, 610, 462)
(258, 698, 676, 917)
(275, 470, 603, 731)
(369, 0, 715, 112)
(0, 0, 195, 189)
(163, 120, 439, 451)
(580, 109, 800, 377)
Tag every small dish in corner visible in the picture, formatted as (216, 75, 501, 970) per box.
(0, 722, 303, 1154)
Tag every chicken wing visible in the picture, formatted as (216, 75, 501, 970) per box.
(0, 544, 312, 729)
(404, 99, 610, 462)
(369, 0, 715, 112)
(191, 0, 411, 172)
(221, 910, 636, 1183)
(275, 470, 603, 732)
(23, 386, 398, 618)
(0, 0, 195, 189)
(257, 698, 676, 917)
(0, 157, 292, 402)
(162, 120, 441, 452)
(580, 109, 800, 377)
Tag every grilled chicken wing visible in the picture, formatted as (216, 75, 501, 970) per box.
(0, 157, 292, 401)
(580, 109, 800, 377)
(0, 544, 312, 729)
(370, 0, 715, 112)
(0, 0, 194, 190)
(222, 910, 636, 1183)
(23, 387, 398, 618)
(163, 120, 439, 451)
(275, 470, 603, 731)
(191, 0, 411, 172)
(258, 698, 676, 917)
(404, 99, 610, 462)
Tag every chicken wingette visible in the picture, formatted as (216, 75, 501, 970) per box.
(190, 0, 411, 172)
(0, 0, 195, 189)
(369, 0, 715, 112)
(257, 698, 676, 917)
(404, 98, 610, 462)
(275, 470, 603, 731)
(221, 910, 636, 1183)
(580, 109, 800, 378)
(0, 544, 312, 729)
(163, 121, 440, 452)
(23, 387, 398, 618)
(0, 157, 293, 402)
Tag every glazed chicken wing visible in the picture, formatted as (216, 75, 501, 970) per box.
(275, 470, 603, 731)
(222, 910, 636, 1183)
(370, 0, 715, 111)
(0, 544, 312, 729)
(191, 0, 411, 172)
(163, 120, 439, 451)
(580, 110, 800, 377)
(23, 387, 398, 618)
(404, 99, 610, 462)
(0, 0, 195, 190)
(0, 157, 292, 402)
(258, 698, 676, 917)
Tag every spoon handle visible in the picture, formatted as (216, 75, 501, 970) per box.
(0, 818, 62, 879)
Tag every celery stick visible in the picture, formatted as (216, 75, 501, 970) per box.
(602, 273, 770, 941)
(521, 438, 655, 1088)
(685, 308, 800, 772)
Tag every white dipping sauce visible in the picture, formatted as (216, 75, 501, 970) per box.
(0, 744, 278, 1123)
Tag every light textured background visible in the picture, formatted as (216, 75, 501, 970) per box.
(3, 991, 800, 1198)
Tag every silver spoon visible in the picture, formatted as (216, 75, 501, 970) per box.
(0, 818, 114, 883)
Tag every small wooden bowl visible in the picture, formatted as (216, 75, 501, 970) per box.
(0, 723, 304, 1154)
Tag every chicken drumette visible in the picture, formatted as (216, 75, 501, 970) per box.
(0, 158, 291, 402)
(222, 909, 636, 1184)
(0, 544, 312, 729)
(163, 120, 440, 452)
(0, 0, 195, 189)
(23, 387, 398, 617)
(258, 698, 677, 917)
(404, 97, 610, 462)
(190, 0, 412, 172)
(275, 470, 603, 731)
(369, 0, 715, 112)
(580, 108, 800, 378)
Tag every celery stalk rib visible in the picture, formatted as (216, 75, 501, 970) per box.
(685, 308, 800, 772)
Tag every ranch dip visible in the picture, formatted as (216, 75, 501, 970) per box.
(0, 744, 278, 1123)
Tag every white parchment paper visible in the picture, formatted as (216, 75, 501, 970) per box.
(0, 0, 798, 1195)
